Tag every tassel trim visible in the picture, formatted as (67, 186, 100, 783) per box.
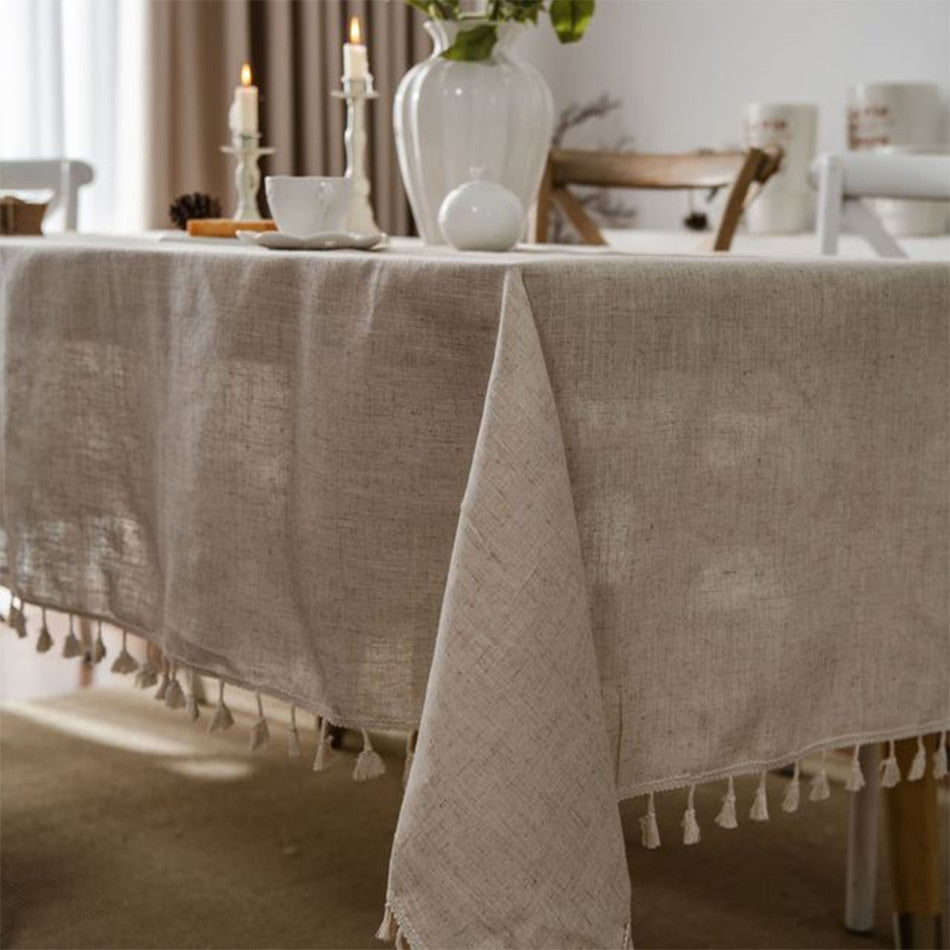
(714, 776, 738, 829)
(36, 608, 53, 653)
(110, 631, 140, 674)
(208, 680, 234, 733)
(9, 596, 27, 638)
(9, 592, 949, 853)
(907, 736, 927, 782)
(749, 770, 769, 822)
(376, 905, 398, 942)
(154, 661, 170, 701)
(134, 658, 159, 689)
(845, 746, 866, 792)
(880, 740, 901, 788)
(934, 732, 948, 780)
(782, 761, 801, 813)
(249, 693, 270, 751)
(639, 791, 661, 849)
(681, 785, 700, 845)
(809, 751, 830, 801)
(354, 729, 386, 782)
(91, 620, 107, 664)
(164, 665, 186, 710)
(62, 614, 83, 658)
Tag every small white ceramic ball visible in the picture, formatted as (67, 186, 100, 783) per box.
(438, 179, 524, 252)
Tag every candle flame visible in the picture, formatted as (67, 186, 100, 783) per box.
(240, 63, 252, 87)
(348, 16, 362, 44)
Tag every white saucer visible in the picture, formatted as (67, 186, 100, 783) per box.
(236, 230, 386, 251)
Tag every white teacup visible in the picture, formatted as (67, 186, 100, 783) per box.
(264, 176, 352, 237)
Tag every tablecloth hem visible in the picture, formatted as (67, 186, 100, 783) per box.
(378, 896, 634, 950)
(615, 721, 950, 801)
(1, 587, 422, 735)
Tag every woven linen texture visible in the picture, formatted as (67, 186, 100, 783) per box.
(2, 238, 948, 948)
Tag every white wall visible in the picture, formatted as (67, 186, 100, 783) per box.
(517, 0, 950, 229)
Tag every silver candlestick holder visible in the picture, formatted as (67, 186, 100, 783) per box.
(220, 132, 275, 221)
(332, 76, 381, 235)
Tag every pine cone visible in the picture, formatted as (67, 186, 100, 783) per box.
(169, 192, 222, 230)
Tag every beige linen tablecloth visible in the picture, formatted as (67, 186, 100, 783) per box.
(1, 235, 947, 948)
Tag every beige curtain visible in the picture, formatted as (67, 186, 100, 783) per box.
(146, 0, 428, 235)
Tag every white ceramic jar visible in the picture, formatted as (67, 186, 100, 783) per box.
(847, 83, 948, 236)
(742, 102, 819, 233)
(439, 178, 524, 252)
(393, 19, 553, 244)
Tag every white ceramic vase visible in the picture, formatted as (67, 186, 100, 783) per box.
(393, 19, 554, 244)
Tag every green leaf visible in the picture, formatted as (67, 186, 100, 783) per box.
(495, 0, 543, 22)
(441, 22, 499, 60)
(549, 0, 594, 43)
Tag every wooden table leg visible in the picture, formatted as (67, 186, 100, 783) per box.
(885, 735, 943, 949)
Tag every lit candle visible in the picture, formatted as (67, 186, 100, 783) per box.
(343, 16, 368, 80)
(229, 63, 259, 136)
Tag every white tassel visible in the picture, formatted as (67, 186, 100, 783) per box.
(402, 730, 417, 790)
(353, 729, 386, 782)
(908, 736, 927, 782)
(91, 620, 107, 664)
(36, 608, 53, 653)
(880, 740, 901, 788)
(750, 770, 769, 822)
(287, 705, 302, 757)
(845, 746, 866, 792)
(809, 751, 830, 801)
(249, 693, 270, 751)
(208, 680, 234, 733)
(164, 665, 186, 710)
(639, 792, 661, 849)
(61, 614, 83, 658)
(376, 906, 397, 942)
(934, 732, 948, 780)
(9, 597, 27, 638)
(134, 658, 159, 689)
(154, 662, 170, 701)
(110, 630, 140, 673)
(312, 717, 334, 772)
(681, 786, 700, 845)
(782, 761, 801, 813)
(714, 776, 738, 830)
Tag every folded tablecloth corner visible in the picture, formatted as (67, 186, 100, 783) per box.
(385, 269, 631, 948)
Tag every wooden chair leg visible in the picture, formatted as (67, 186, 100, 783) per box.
(846, 742, 882, 933)
(534, 158, 553, 243)
(885, 735, 943, 949)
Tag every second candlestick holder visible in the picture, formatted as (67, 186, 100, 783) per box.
(332, 75, 381, 235)
(220, 132, 275, 222)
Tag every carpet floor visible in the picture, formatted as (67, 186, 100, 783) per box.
(0, 688, 947, 949)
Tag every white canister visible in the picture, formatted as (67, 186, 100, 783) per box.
(742, 102, 819, 233)
(848, 82, 948, 236)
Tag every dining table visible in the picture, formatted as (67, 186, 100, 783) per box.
(1, 232, 947, 949)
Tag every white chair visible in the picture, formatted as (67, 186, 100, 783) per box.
(812, 151, 950, 257)
(0, 159, 95, 231)
(815, 148, 950, 946)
